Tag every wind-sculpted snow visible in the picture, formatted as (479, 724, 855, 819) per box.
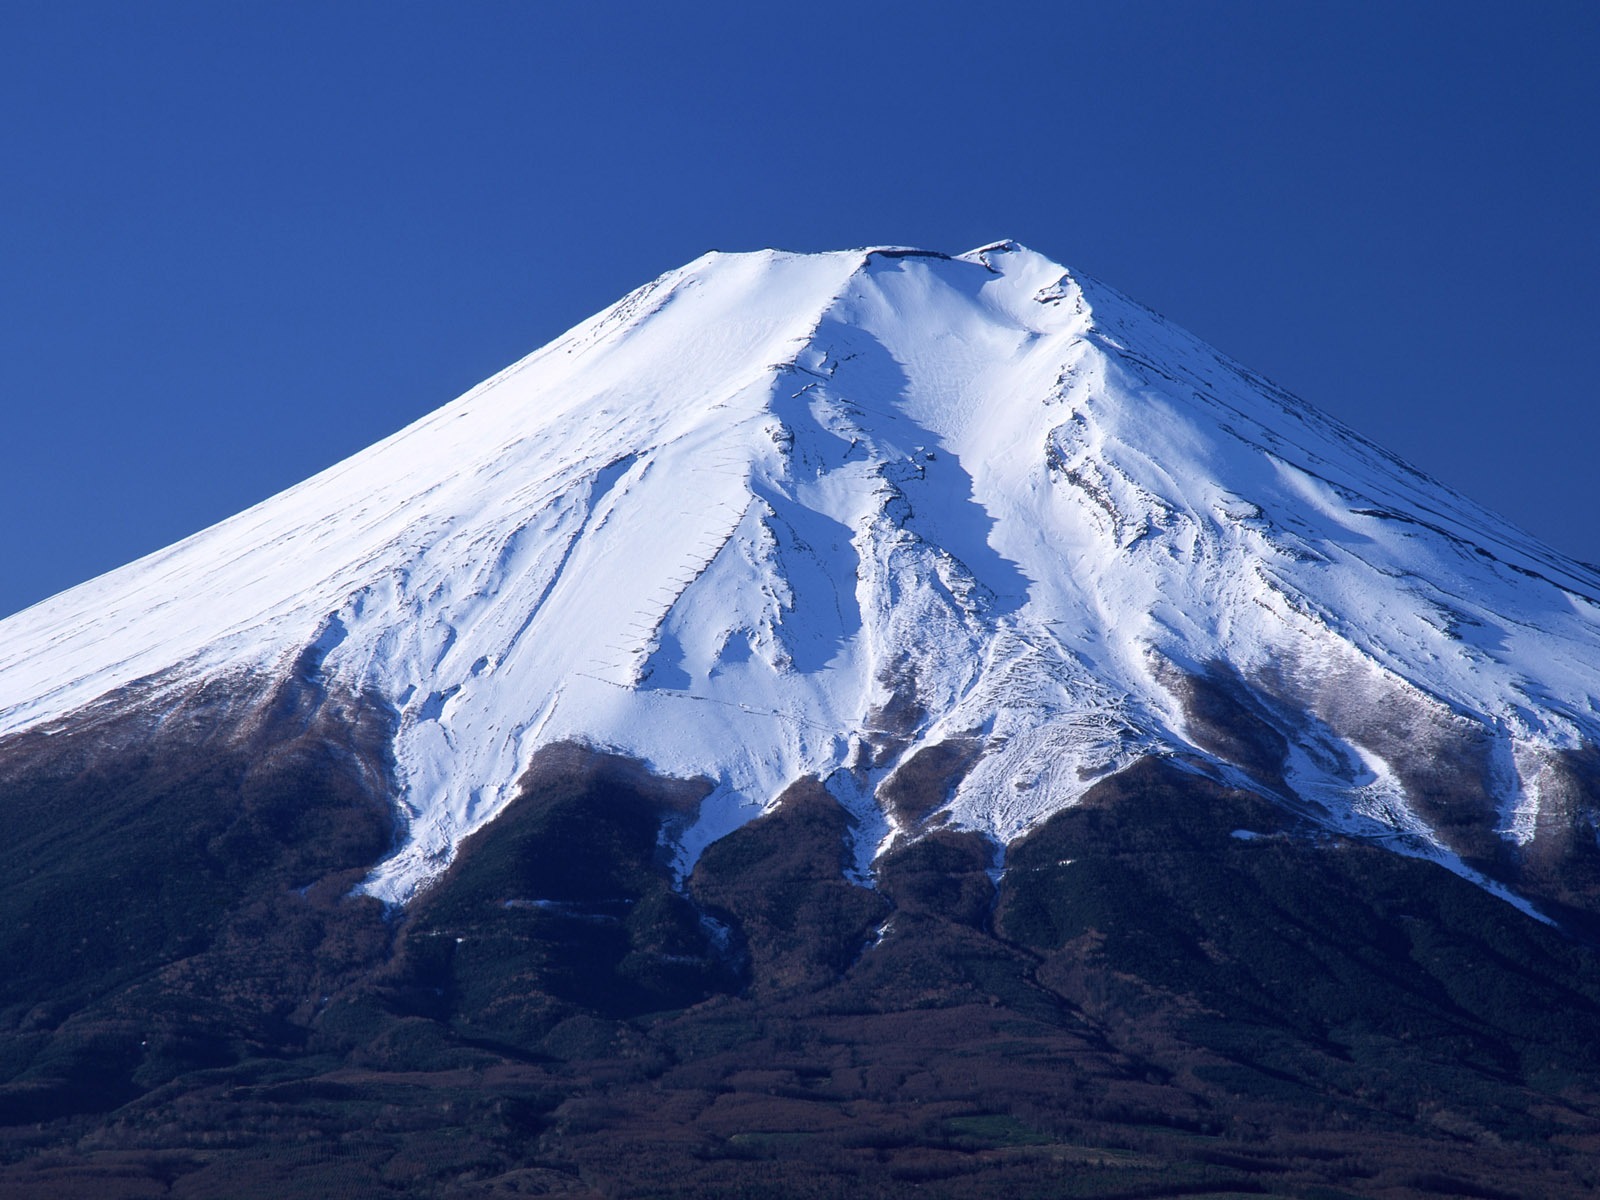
(4, 241, 1600, 907)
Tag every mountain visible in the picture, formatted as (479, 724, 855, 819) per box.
(4, 242, 1600, 1198)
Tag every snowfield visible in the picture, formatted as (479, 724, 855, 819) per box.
(4, 241, 1599, 905)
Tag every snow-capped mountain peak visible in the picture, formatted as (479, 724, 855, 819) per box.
(4, 242, 1599, 910)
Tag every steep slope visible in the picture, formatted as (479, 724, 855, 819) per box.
(3, 242, 1599, 918)
(9, 241, 1600, 1198)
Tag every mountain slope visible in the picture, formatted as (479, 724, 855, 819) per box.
(4, 241, 1599, 916)
(8, 241, 1600, 1197)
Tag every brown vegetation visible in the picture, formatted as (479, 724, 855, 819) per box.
(3, 680, 1600, 1197)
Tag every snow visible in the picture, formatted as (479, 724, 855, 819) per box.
(3, 241, 1600, 906)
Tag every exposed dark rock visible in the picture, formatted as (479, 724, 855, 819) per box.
(1253, 653, 1510, 867)
(877, 737, 987, 826)
(1157, 658, 1294, 792)
(1512, 744, 1600, 929)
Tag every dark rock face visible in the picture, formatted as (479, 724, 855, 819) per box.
(1155, 660, 1296, 795)
(1516, 745, 1600, 922)
(5, 686, 1600, 1197)
(877, 738, 988, 827)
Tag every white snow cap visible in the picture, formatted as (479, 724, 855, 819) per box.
(4, 242, 1599, 904)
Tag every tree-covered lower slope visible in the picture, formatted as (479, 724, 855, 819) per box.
(2, 690, 1600, 1198)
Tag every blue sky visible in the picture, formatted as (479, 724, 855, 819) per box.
(3, 1, 1597, 618)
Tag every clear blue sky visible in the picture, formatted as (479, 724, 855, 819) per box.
(3, 1, 1597, 618)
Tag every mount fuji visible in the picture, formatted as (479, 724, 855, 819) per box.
(5, 240, 1598, 915)
(5, 242, 1600, 1198)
